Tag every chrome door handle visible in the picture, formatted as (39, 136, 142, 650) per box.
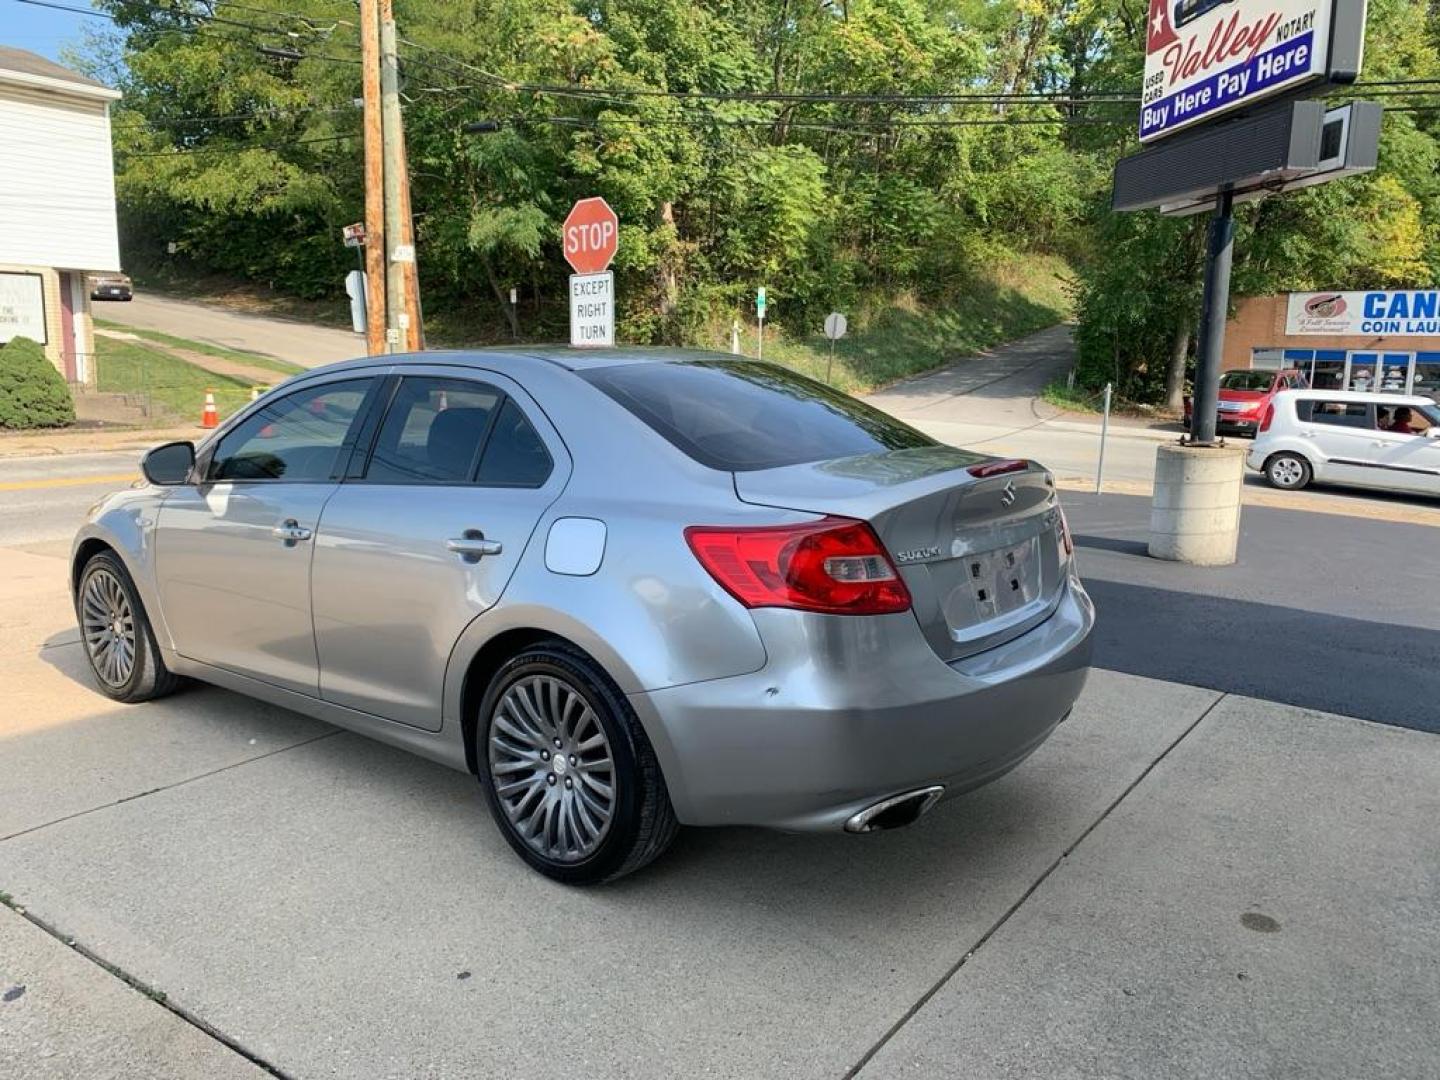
(271, 519, 312, 543)
(447, 531, 503, 562)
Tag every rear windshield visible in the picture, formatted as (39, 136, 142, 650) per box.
(579, 360, 935, 471)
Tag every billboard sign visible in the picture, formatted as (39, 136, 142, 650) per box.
(1286, 291, 1440, 336)
(1141, 0, 1337, 142)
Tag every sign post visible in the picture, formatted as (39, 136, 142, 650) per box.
(756, 287, 767, 362)
(823, 311, 847, 384)
(1127, 0, 1370, 446)
(563, 198, 619, 348)
(1113, 0, 1370, 566)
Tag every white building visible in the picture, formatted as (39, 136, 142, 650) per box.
(0, 46, 122, 386)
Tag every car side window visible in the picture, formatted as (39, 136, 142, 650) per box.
(208, 379, 372, 482)
(365, 377, 502, 484)
(476, 398, 553, 487)
(1308, 402, 1372, 429)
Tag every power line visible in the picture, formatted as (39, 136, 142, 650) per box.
(118, 131, 353, 156)
(110, 101, 359, 130)
(10, 0, 362, 62)
(396, 35, 1145, 106)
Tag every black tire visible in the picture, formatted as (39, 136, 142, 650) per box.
(75, 551, 182, 703)
(1264, 451, 1312, 491)
(475, 641, 679, 884)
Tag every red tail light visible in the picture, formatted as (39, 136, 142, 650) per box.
(967, 458, 1028, 479)
(685, 517, 912, 615)
(1259, 403, 1275, 432)
(1057, 506, 1074, 556)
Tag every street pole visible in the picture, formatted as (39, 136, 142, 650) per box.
(378, 5, 405, 354)
(1190, 187, 1235, 446)
(1095, 382, 1112, 494)
(757, 314, 764, 362)
(382, 0, 423, 351)
(359, 0, 385, 357)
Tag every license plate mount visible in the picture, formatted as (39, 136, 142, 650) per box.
(966, 537, 1041, 620)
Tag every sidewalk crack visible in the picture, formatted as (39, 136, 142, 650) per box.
(0, 896, 293, 1079)
(0, 729, 340, 844)
(841, 690, 1229, 1079)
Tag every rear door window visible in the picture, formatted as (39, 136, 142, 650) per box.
(1308, 401, 1373, 428)
(365, 377, 502, 484)
(580, 360, 934, 471)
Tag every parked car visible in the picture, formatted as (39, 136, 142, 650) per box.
(89, 273, 132, 301)
(1184, 368, 1308, 437)
(1249, 390, 1440, 496)
(71, 349, 1093, 883)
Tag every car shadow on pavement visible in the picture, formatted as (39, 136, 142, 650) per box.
(1082, 577, 1440, 733)
(1072, 534, 1150, 557)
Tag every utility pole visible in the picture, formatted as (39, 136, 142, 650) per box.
(360, 0, 424, 355)
(359, 0, 385, 356)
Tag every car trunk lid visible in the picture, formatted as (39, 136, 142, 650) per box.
(733, 445, 1068, 661)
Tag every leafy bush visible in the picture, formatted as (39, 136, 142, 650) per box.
(0, 337, 75, 429)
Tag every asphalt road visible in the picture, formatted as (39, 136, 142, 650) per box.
(0, 451, 139, 548)
(1065, 492, 1440, 731)
(95, 293, 364, 368)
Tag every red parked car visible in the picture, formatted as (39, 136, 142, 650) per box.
(1184, 369, 1309, 437)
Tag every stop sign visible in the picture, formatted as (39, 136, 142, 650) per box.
(562, 197, 618, 274)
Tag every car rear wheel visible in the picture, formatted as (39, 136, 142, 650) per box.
(476, 641, 678, 884)
(76, 552, 182, 702)
(1264, 452, 1312, 491)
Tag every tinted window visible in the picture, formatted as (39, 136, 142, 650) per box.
(476, 398, 553, 487)
(1309, 401, 1372, 428)
(366, 377, 500, 483)
(210, 379, 370, 481)
(580, 360, 934, 471)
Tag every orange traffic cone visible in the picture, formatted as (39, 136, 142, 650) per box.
(201, 389, 218, 429)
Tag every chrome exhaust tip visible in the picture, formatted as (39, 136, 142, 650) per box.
(844, 785, 945, 834)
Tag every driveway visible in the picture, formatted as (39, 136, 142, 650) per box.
(96, 293, 363, 369)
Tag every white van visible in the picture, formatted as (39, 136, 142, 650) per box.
(1248, 390, 1440, 496)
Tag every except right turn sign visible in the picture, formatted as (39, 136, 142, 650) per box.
(564, 198, 619, 348)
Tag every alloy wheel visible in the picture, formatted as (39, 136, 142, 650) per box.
(488, 675, 616, 863)
(81, 568, 136, 688)
(1270, 457, 1305, 487)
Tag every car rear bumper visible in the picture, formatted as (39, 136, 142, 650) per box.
(630, 574, 1094, 831)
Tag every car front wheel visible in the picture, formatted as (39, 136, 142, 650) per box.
(1265, 452, 1312, 491)
(476, 641, 679, 884)
(76, 552, 182, 702)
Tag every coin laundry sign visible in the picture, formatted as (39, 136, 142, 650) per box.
(1140, 0, 1335, 141)
(1286, 291, 1440, 336)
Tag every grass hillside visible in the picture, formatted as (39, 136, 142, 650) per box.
(720, 252, 1072, 392)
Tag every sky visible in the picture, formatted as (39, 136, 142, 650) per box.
(7, 0, 95, 64)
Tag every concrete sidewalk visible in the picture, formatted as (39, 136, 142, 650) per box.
(2, 540, 1438, 1078)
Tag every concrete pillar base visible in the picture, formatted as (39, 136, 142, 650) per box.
(1148, 443, 1246, 566)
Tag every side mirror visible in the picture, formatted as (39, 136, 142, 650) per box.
(141, 441, 196, 485)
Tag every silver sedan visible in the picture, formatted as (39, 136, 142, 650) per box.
(72, 349, 1094, 883)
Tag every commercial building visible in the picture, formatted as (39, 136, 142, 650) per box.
(1225, 291, 1440, 402)
(0, 46, 122, 387)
